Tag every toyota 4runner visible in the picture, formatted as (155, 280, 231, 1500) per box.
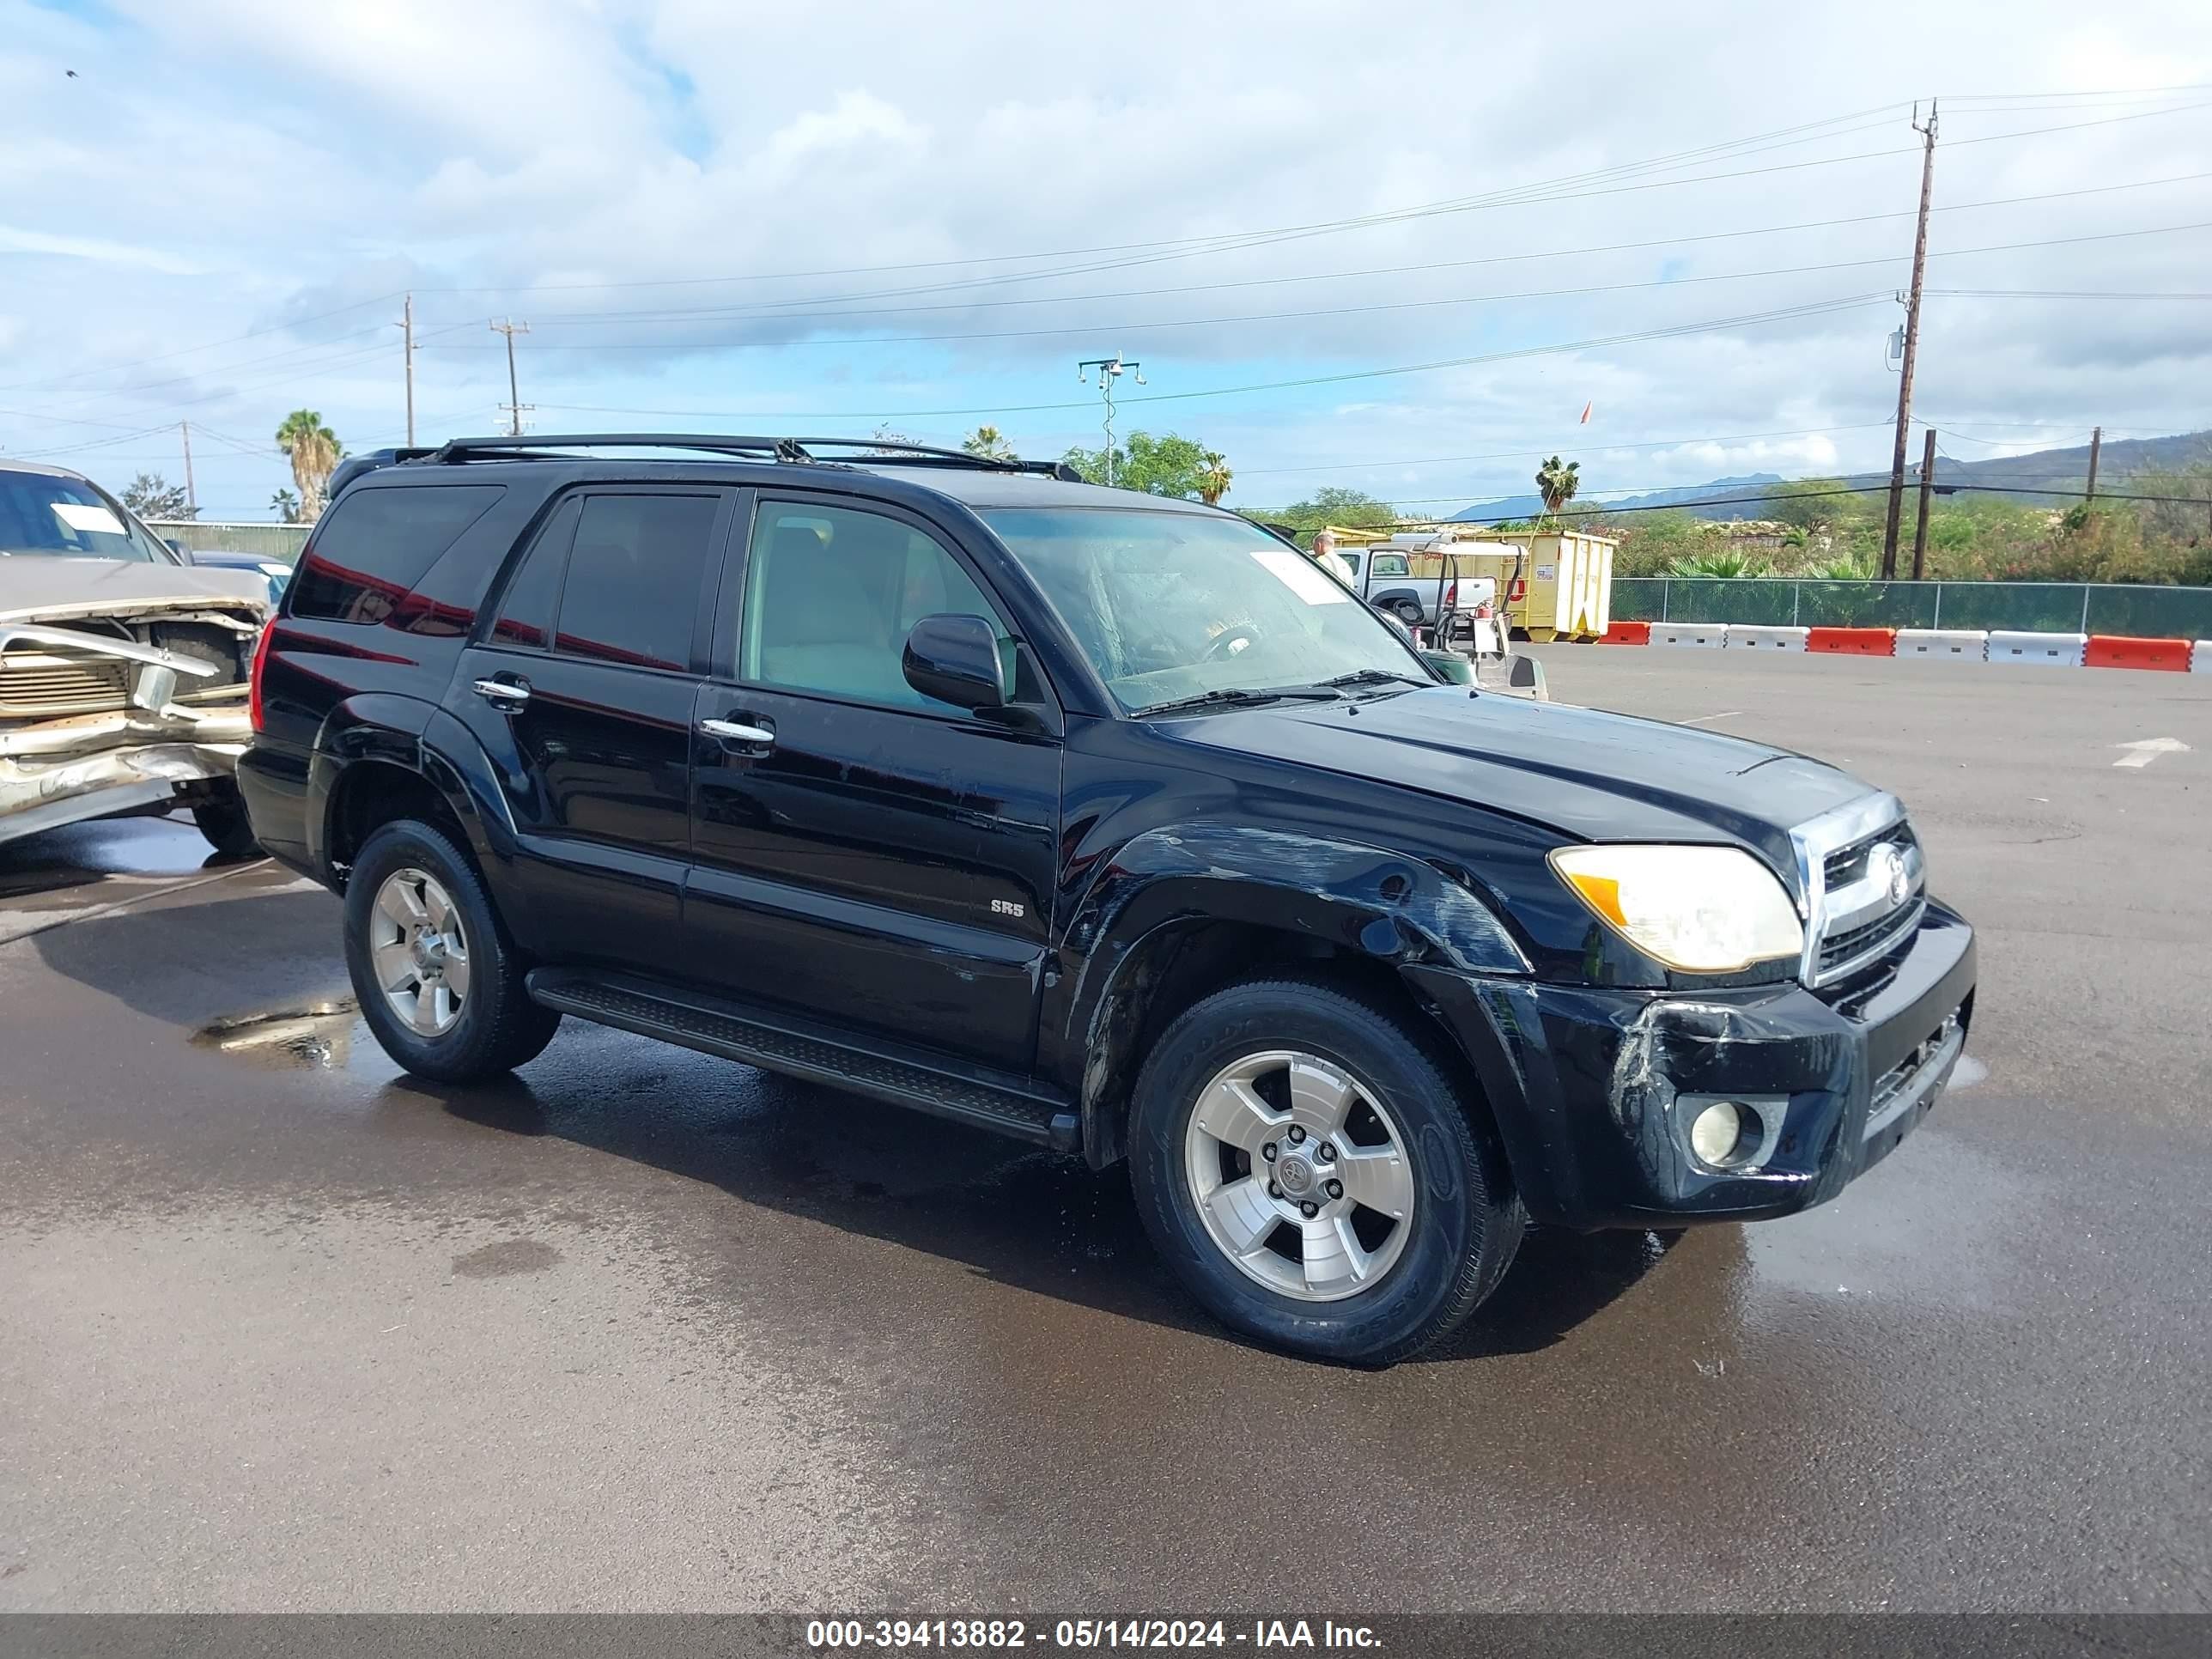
(240, 434, 1976, 1364)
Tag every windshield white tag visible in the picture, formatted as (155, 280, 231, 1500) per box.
(52, 501, 126, 537)
(1250, 546, 1349, 605)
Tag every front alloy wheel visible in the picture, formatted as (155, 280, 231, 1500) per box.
(1129, 976, 1526, 1364)
(1185, 1050, 1416, 1300)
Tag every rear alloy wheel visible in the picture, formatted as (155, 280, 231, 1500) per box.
(344, 819, 560, 1082)
(1130, 977, 1524, 1364)
(368, 866, 471, 1037)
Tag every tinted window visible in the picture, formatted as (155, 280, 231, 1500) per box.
(738, 501, 1010, 714)
(290, 485, 504, 624)
(491, 498, 579, 650)
(553, 494, 720, 672)
(1370, 554, 1409, 577)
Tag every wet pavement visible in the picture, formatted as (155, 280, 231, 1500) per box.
(3, 653, 2209, 1613)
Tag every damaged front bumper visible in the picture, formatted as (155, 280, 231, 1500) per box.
(1410, 899, 1978, 1229)
(0, 705, 250, 847)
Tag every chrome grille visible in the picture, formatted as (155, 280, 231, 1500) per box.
(0, 652, 130, 718)
(1790, 793, 1928, 988)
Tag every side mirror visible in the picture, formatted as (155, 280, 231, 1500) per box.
(164, 538, 191, 558)
(902, 613, 1008, 711)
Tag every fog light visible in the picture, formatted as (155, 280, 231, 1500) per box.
(1689, 1101, 1746, 1166)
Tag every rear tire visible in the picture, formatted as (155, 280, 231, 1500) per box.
(345, 819, 560, 1082)
(1128, 976, 1523, 1364)
(191, 787, 260, 860)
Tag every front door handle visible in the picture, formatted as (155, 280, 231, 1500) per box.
(700, 717, 775, 746)
(473, 676, 531, 708)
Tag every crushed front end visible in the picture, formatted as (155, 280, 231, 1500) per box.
(1412, 795, 1978, 1229)
(0, 586, 265, 846)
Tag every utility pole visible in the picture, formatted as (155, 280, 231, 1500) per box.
(396, 294, 416, 447)
(1881, 100, 1938, 580)
(1911, 427, 1936, 580)
(2085, 425, 2102, 499)
(179, 421, 197, 518)
(1077, 355, 1145, 486)
(490, 318, 531, 437)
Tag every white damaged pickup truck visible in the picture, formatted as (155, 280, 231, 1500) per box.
(2, 461, 270, 856)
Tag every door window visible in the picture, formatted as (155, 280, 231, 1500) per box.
(737, 501, 1012, 714)
(553, 494, 721, 672)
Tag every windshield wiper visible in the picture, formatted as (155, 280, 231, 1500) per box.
(1319, 667, 1431, 691)
(1137, 685, 1343, 719)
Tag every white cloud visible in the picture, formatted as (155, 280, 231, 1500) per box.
(2, 0, 2209, 514)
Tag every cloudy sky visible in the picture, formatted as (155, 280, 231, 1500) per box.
(4, 0, 2210, 520)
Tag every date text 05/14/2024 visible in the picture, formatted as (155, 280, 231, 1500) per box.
(805, 1620, 1382, 1650)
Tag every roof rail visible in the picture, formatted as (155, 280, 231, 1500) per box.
(422, 432, 1084, 482)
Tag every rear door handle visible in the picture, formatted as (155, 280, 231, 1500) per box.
(700, 717, 775, 746)
(472, 676, 531, 708)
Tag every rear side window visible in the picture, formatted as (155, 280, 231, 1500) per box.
(490, 499, 580, 650)
(290, 485, 505, 624)
(552, 493, 721, 672)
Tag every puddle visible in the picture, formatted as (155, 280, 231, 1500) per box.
(191, 1000, 362, 1071)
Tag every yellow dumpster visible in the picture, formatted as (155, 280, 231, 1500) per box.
(1461, 529, 1615, 641)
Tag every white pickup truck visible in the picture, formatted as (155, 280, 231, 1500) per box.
(1328, 538, 1507, 629)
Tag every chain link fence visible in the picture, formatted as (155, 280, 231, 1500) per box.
(147, 520, 311, 562)
(1610, 579, 2212, 639)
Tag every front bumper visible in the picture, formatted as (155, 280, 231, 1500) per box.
(0, 708, 248, 847)
(1409, 899, 1977, 1229)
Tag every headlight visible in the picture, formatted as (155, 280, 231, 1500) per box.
(1548, 844, 1803, 974)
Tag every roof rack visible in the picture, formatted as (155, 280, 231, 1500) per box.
(422, 433, 1084, 482)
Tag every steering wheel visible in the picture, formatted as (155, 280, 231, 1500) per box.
(1205, 621, 1264, 661)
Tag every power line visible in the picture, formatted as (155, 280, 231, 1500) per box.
(508, 171, 2212, 330)
(396, 221, 2212, 356)
(530, 294, 1893, 424)
(1237, 423, 1898, 478)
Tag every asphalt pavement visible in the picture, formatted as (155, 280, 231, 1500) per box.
(2, 650, 2208, 1613)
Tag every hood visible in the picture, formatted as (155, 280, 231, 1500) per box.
(0, 558, 268, 626)
(1162, 685, 1875, 883)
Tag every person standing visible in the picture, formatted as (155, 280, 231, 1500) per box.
(1310, 528, 1337, 564)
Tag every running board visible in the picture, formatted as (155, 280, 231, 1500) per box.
(526, 969, 1080, 1152)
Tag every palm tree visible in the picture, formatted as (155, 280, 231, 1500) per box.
(1198, 451, 1233, 506)
(270, 488, 301, 524)
(276, 410, 342, 520)
(962, 424, 1015, 461)
(1534, 456, 1580, 525)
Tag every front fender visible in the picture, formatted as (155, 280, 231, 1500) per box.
(1053, 823, 1529, 1163)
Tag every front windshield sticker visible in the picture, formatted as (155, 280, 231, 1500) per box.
(52, 501, 125, 537)
(1250, 544, 1350, 605)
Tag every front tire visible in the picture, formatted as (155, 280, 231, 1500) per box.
(344, 819, 560, 1082)
(191, 786, 260, 860)
(1129, 977, 1523, 1364)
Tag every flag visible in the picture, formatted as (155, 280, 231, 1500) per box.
(1578, 401, 1593, 424)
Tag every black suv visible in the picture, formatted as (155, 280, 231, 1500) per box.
(240, 434, 1976, 1363)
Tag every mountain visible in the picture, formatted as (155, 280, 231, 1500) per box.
(1449, 430, 2212, 523)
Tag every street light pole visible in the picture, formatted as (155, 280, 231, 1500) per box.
(1078, 355, 1145, 487)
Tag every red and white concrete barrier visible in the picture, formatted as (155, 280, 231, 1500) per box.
(1652, 622, 1727, 647)
(1724, 624, 1808, 652)
(1587, 626, 2204, 672)
(1897, 629, 1988, 660)
(1988, 630, 2087, 666)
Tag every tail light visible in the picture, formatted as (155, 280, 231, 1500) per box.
(247, 618, 276, 733)
(1442, 581, 1456, 609)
